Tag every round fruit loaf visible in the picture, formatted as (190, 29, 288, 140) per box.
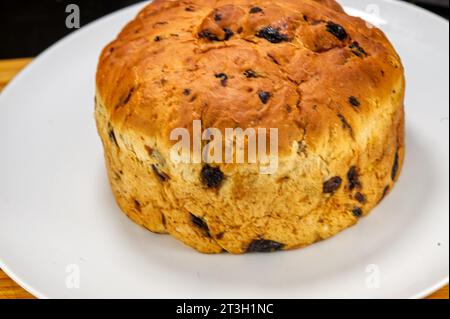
(95, 0, 405, 254)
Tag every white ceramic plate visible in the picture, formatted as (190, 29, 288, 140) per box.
(0, 0, 448, 299)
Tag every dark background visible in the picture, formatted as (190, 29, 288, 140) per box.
(0, 0, 448, 59)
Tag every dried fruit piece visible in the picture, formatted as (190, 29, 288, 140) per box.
(326, 21, 347, 40)
(352, 207, 363, 218)
(108, 128, 119, 147)
(201, 165, 224, 188)
(214, 12, 222, 22)
(223, 28, 234, 41)
(183, 88, 191, 96)
(154, 36, 162, 42)
(152, 164, 169, 182)
(161, 214, 167, 227)
(190, 213, 211, 237)
(338, 113, 353, 136)
(323, 176, 342, 193)
(247, 239, 284, 253)
(256, 26, 289, 44)
(284, 104, 292, 113)
(355, 192, 366, 204)
(267, 53, 280, 65)
(258, 91, 271, 104)
(123, 88, 135, 105)
(198, 28, 233, 42)
(244, 69, 258, 78)
(145, 145, 153, 156)
(216, 232, 225, 240)
(249, 7, 263, 14)
(391, 148, 400, 181)
(349, 41, 367, 58)
(198, 30, 220, 41)
(215, 73, 228, 86)
(347, 166, 361, 190)
(349, 96, 360, 108)
(134, 199, 142, 212)
(116, 86, 136, 109)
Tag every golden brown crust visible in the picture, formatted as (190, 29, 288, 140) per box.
(95, 0, 405, 254)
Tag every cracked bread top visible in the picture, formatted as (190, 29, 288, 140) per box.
(96, 0, 404, 155)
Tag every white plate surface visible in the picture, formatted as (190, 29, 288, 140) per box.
(0, 0, 448, 299)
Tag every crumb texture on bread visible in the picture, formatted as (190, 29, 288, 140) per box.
(95, 0, 405, 254)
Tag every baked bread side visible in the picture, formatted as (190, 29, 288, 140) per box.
(95, 0, 405, 254)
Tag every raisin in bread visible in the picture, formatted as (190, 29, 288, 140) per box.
(95, 0, 405, 254)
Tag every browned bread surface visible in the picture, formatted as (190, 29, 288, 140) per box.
(95, 0, 405, 254)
